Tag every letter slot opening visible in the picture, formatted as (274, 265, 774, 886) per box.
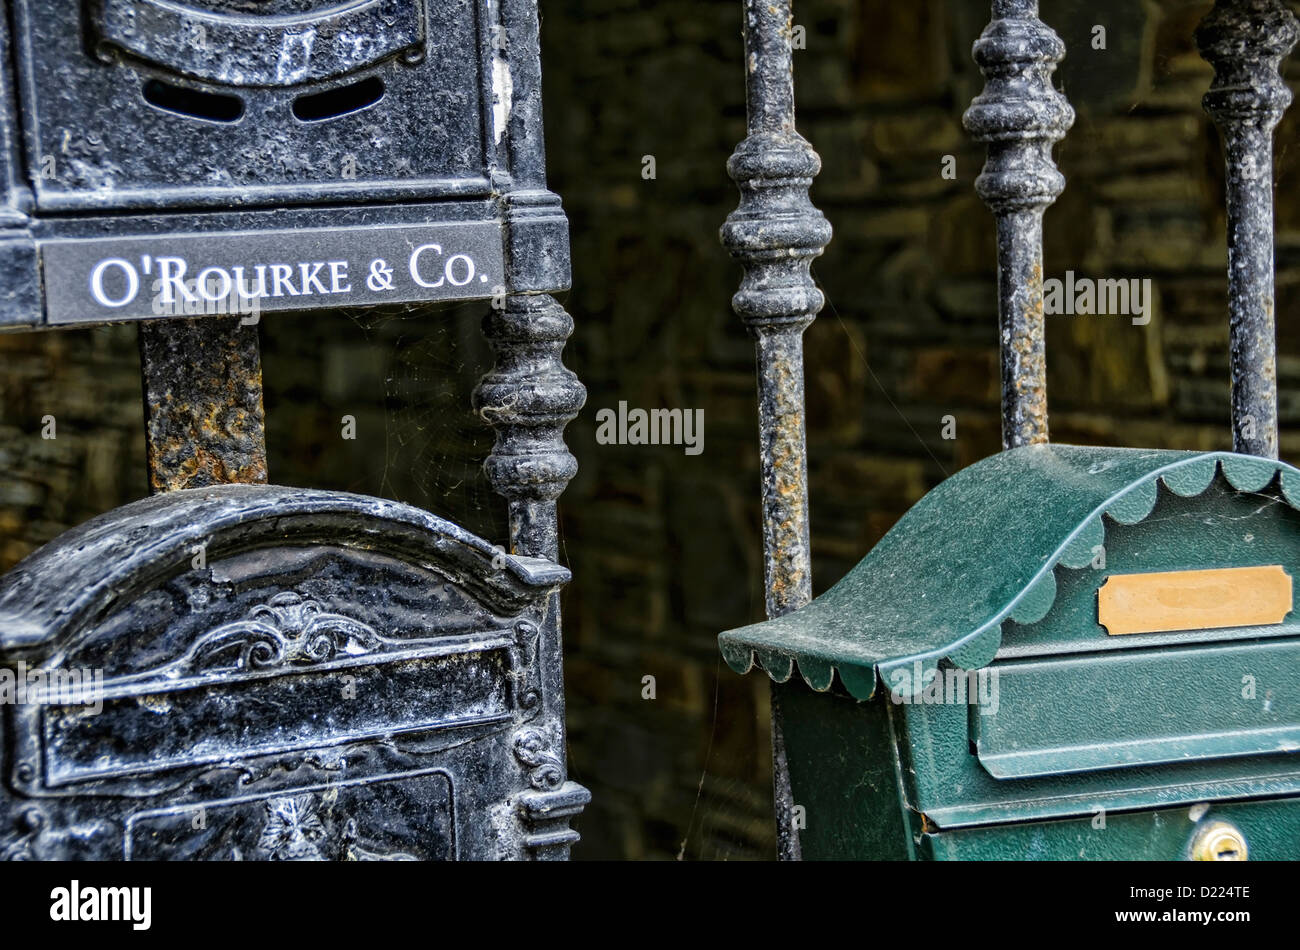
(292, 77, 386, 122)
(142, 79, 244, 123)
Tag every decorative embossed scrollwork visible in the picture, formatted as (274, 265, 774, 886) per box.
(179, 592, 389, 674)
(513, 729, 563, 790)
(1, 807, 43, 861)
(341, 818, 417, 862)
(512, 619, 543, 717)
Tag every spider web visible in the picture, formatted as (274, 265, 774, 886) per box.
(319, 299, 507, 547)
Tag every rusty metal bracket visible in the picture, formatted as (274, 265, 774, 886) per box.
(138, 316, 269, 494)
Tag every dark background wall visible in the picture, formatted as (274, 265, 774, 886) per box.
(2, 0, 1298, 859)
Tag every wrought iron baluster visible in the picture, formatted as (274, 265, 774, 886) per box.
(721, 0, 831, 862)
(472, 0, 589, 859)
(474, 294, 585, 562)
(138, 316, 268, 493)
(964, 0, 1074, 450)
(474, 297, 587, 858)
(1198, 0, 1298, 460)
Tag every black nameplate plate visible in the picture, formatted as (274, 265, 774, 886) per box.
(41, 221, 504, 325)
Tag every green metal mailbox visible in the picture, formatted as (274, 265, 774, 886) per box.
(720, 445, 1300, 860)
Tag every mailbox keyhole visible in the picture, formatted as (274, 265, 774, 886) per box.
(292, 77, 386, 122)
(142, 79, 244, 123)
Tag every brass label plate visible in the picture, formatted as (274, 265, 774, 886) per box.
(1098, 565, 1293, 636)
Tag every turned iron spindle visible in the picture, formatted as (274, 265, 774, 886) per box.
(1198, 0, 1298, 460)
(474, 294, 585, 562)
(721, 0, 832, 862)
(474, 0, 585, 565)
(964, 0, 1074, 450)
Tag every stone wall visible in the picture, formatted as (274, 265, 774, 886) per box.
(0, 0, 1296, 860)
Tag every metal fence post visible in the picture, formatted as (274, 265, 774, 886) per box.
(964, 0, 1074, 450)
(1198, 0, 1298, 459)
(475, 294, 585, 562)
(138, 317, 268, 493)
(721, 0, 832, 861)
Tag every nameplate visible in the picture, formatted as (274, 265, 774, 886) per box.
(1098, 565, 1293, 636)
(41, 220, 503, 325)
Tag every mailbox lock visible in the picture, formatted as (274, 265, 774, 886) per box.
(1189, 820, 1249, 861)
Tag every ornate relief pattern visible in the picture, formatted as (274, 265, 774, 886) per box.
(513, 729, 563, 790)
(177, 591, 390, 674)
(1, 807, 43, 861)
(253, 792, 419, 862)
(257, 794, 327, 861)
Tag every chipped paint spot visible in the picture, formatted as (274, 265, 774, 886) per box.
(276, 30, 315, 85)
(492, 53, 513, 147)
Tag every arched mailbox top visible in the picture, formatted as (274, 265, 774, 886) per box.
(720, 445, 1300, 701)
(0, 483, 568, 655)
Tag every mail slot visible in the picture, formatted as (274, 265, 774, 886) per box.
(0, 484, 587, 860)
(0, 0, 570, 328)
(720, 446, 1300, 860)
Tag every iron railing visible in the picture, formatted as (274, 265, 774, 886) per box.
(724, 0, 1298, 858)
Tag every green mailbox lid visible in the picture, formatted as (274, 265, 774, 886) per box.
(719, 444, 1300, 701)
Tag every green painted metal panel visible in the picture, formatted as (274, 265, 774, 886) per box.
(920, 796, 1300, 861)
(779, 683, 913, 860)
(999, 476, 1300, 659)
(894, 687, 1300, 830)
(975, 640, 1300, 779)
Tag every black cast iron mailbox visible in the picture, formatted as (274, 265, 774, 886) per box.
(0, 0, 587, 861)
(0, 486, 582, 860)
(0, 0, 568, 327)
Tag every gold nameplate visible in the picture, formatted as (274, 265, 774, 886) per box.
(1098, 565, 1293, 636)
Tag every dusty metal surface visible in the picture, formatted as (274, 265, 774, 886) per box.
(0, 0, 572, 329)
(723, 447, 1300, 859)
(138, 315, 269, 494)
(720, 0, 832, 862)
(963, 0, 1074, 450)
(1198, 0, 1297, 459)
(0, 484, 583, 860)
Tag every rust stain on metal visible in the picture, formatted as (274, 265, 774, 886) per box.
(139, 316, 269, 494)
(1004, 256, 1049, 448)
(761, 348, 811, 614)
